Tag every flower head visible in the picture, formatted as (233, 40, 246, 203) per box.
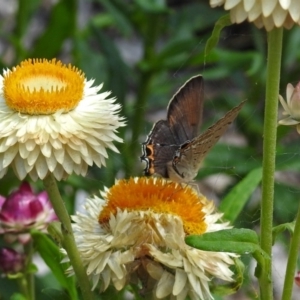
(0, 59, 125, 181)
(278, 82, 300, 133)
(67, 177, 237, 299)
(0, 182, 57, 243)
(210, 0, 300, 31)
(0, 247, 25, 274)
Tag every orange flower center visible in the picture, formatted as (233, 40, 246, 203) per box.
(99, 177, 208, 235)
(3, 58, 85, 115)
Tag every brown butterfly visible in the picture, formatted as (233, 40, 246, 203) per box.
(141, 75, 245, 183)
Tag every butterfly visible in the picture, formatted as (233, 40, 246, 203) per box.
(141, 75, 245, 183)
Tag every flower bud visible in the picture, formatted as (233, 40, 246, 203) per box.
(0, 247, 25, 274)
(0, 182, 57, 239)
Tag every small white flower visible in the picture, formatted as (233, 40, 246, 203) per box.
(64, 177, 238, 299)
(278, 82, 300, 133)
(210, 0, 300, 31)
(0, 59, 125, 181)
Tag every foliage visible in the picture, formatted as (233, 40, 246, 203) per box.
(1, 0, 300, 299)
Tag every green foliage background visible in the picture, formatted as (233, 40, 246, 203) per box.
(1, 0, 300, 299)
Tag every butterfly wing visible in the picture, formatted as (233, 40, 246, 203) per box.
(170, 100, 245, 182)
(141, 120, 178, 177)
(167, 75, 204, 143)
(141, 75, 204, 178)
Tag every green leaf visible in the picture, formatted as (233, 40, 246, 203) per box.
(185, 229, 270, 280)
(14, 0, 40, 39)
(186, 228, 259, 253)
(272, 222, 295, 244)
(30, 0, 76, 58)
(219, 167, 262, 223)
(41, 288, 71, 300)
(11, 294, 27, 300)
(204, 14, 232, 57)
(12, 0, 40, 59)
(96, 0, 134, 36)
(31, 230, 78, 300)
(134, 0, 168, 13)
(213, 258, 245, 296)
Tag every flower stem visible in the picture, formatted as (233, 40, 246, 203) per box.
(282, 207, 300, 300)
(24, 239, 35, 300)
(125, 14, 162, 177)
(43, 173, 94, 300)
(259, 28, 283, 300)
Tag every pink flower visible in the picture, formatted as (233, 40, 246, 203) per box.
(0, 182, 57, 242)
(295, 271, 300, 287)
(0, 247, 25, 274)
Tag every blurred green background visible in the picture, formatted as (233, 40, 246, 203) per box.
(1, 0, 300, 299)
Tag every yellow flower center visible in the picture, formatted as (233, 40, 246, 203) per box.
(3, 58, 85, 115)
(99, 177, 208, 235)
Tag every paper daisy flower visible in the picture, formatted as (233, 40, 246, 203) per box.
(0, 59, 125, 181)
(210, 0, 300, 31)
(278, 82, 300, 133)
(68, 177, 237, 300)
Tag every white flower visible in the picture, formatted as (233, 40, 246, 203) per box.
(0, 59, 125, 181)
(278, 82, 300, 133)
(65, 177, 238, 300)
(210, 0, 300, 31)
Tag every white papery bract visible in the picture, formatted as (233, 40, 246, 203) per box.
(0, 59, 125, 181)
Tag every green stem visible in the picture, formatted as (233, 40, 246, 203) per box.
(281, 208, 300, 300)
(24, 239, 35, 300)
(17, 276, 30, 300)
(125, 14, 162, 177)
(259, 28, 283, 300)
(43, 173, 94, 300)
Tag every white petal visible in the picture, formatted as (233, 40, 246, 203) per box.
(273, 4, 288, 26)
(40, 143, 52, 157)
(3, 145, 18, 167)
(25, 139, 36, 151)
(53, 148, 65, 164)
(27, 148, 40, 166)
(156, 271, 174, 298)
(210, 0, 225, 7)
(12, 155, 27, 180)
(224, 0, 240, 10)
(108, 253, 125, 279)
(279, 117, 300, 125)
(262, 15, 275, 31)
(101, 268, 111, 291)
(173, 269, 188, 296)
(262, 0, 277, 17)
(111, 273, 126, 291)
(45, 155, 58, 172)
(52, 165, 65, 181)
(279, 0, 291, 10)
(66, 146, 82, 164)
(231, 4, 248, 23)
(35, 155, 49, 179)
(146, 261, 164, 280)
(289, 0, 300, 22)
(243, 0, 255, 12)
(248, 2, 262, 21)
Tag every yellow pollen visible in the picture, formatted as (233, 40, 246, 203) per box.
(3, 58, 85, 115)
(99, 177, 208, 235)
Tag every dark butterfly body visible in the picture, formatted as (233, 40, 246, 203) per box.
(141, 75, 245, 183)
